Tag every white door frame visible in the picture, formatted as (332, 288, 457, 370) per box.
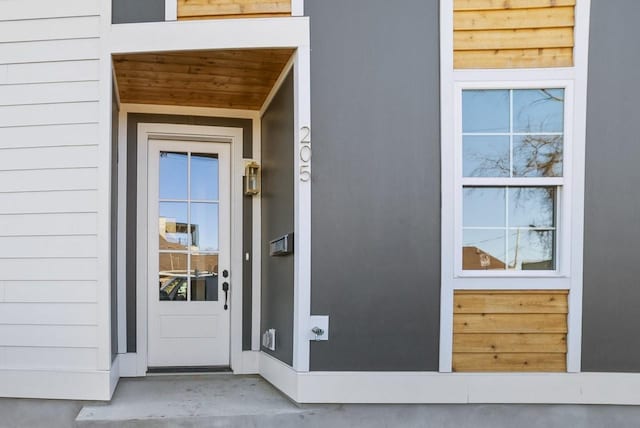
(136, 123, 244, 375)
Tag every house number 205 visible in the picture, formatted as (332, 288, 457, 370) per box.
(300, 126, 311, 182)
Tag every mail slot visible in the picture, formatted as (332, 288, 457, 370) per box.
(270, 233, 294, 256)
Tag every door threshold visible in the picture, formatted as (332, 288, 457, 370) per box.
(147, 366, 232, 375)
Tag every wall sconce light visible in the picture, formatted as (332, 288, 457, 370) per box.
(244, 161, 261, 196)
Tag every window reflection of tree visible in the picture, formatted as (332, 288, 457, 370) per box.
(469, 90, 562, 269)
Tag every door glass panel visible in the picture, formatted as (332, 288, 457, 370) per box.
(191, 153, 219, 201)
(190, 203, 219, 252)
(159, 152, 188, 200)
(159, 202, 189, 250)
(191, 254, 219, 301)
(159, 253, 188, 301)
(158, 149, 221, 302)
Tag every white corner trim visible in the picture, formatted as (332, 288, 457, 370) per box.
(439, 0, 455, 373)
(97, 0, 114, 372)
(291, 0, 304, 17)
(566, 0, 591, 374)
(0, 369, 112, 401)
(292, 44, 312, 372)
(165, 0, 178, 21)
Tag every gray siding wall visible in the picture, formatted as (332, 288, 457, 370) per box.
(582, 0, 640, 372)
(306, 0, 441, 371)
(112, 0, 165, 24)
(111, 88, 119, 360)
(260, 71, 295, 365)
(126, 114, 253, 353)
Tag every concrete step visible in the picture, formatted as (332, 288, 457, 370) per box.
(75, 374, 318, 428)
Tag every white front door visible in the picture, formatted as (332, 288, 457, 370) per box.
(147, 139, 231, 368)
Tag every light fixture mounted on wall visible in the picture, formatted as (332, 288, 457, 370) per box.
(244, 160, 261, 196)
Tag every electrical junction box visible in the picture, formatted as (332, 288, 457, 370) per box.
(262, 329, 276, 351)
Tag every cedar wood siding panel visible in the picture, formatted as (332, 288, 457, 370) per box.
(306, 0, 441, 371)
(0, 1, 101, 372)
(582, 0, 640, 372)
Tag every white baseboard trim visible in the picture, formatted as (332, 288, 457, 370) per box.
(117, 352, 140, 377)
(258, 353, 640, 405)
(259, 352, 298, 399)
(0, 368, 112, 401)
(109, 356, 121, 397)
(236, 350, 260, 374)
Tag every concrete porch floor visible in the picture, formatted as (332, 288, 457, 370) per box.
(2, 374, 640, 427)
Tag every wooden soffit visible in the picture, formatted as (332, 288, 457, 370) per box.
(113, 48, 295, 110)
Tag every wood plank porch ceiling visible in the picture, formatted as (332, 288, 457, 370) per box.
(113, 48, 295, 110)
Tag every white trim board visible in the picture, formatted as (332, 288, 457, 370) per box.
(110, 18, 309, 54)
(165, 0, 177, 21)
(0, 369, 112, 401)
(259, 353, 640, 405)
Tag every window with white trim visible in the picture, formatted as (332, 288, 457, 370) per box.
(457, 85, 570, 274)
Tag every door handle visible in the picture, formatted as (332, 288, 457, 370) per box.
(222, 282, 229, 310)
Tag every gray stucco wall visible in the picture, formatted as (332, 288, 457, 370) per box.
(112, 0, 165, 24)
(306, 0, 442, 371)
(582, 0, 640, 372)
(260, 71, 295, 365)
(126, 114, 253, 353)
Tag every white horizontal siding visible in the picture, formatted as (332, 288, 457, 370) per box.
(0, 102, 99, 127)
(0, 191, 98, 214)
(0, 38, 100, 64)
(0, 146, 98, 170)
(0, 325, 97, 348)
(0, 81, 100, 106)
(4, 61, 99, 85)
(0, 303, 97, 325)
(0, 213, 97, 236)
(0, 259, 98, 281)
(0, 236, 97, 258)
(0, 347, 97, 371)
(0, 169, 98, 193)
(3, 281, 97, 303)
(0, 123, 99, 149)
(0, 16, 100, 43)
(0, 4, 106, 388)
(0, 0, 99, 21)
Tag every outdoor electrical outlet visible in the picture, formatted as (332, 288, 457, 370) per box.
(262, 329, 276, 351)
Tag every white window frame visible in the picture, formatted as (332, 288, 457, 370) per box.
(439, 0, 591, 374)
(453, 80, 574, 283)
